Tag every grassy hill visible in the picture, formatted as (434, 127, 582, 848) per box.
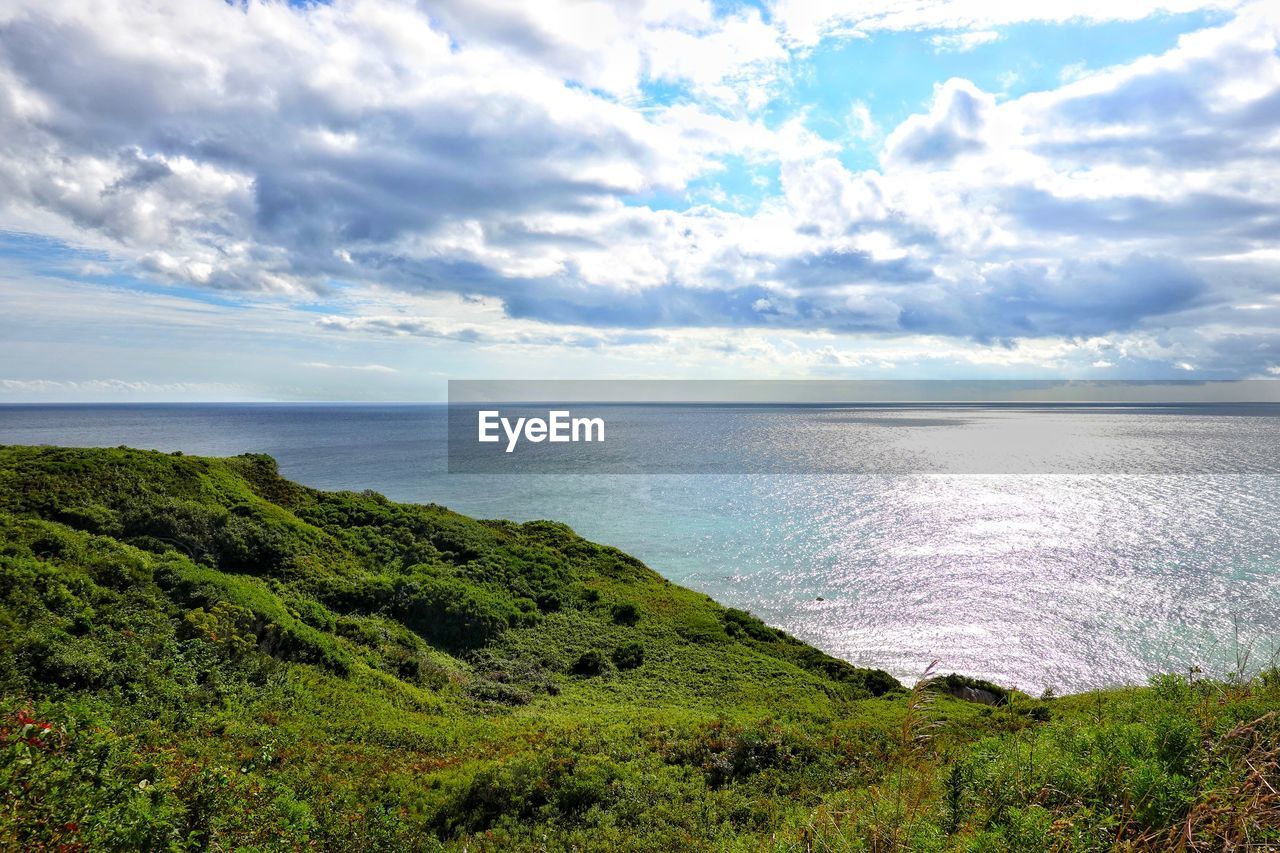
(0, 446, 1276, 850)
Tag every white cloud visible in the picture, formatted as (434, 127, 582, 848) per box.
(883, 78, 998, 167)
(301, 362, 399, 374)
(772, 0, 1246, 46)
(641, 8, 789, 108)
(0, 378, 244, 394)
(1, 0, 1279, 384)
(847, 100, 878, 140)
(929, 30, 1000, 53)
(0, 0, 773, 291)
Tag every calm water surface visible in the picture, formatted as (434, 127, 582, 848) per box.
(2, 403, 1277, 693)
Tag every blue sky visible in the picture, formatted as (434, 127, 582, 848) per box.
(1, 0, 1279, 400)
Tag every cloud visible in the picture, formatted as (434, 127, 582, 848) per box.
(1, 0, 1279, 380)
(316, 313, 664, 348)
(0, 0, 765, 291)
(0, 378, 241, 394)
(929, 30, 1000, 53)
(300, 361, 398, 374)
(847, 101, 878, 140)
(883, 78, 996, 166)
(900, 255, 1208, 340)
(772, 0, 1246, 46)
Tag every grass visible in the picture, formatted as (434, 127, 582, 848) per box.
(0, 445, 1276, 850)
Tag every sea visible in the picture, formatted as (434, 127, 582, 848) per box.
(2, 402, 1278, 694)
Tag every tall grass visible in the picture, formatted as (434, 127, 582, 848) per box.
(795, 665, 1280, 852)
(799, 660, 941, 851)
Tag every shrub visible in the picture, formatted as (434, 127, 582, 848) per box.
(326, 574, 532, 651)
(611, 641, 644, 670)
(572, 649, 608, 676)
(435, 751, 616, 837)
(52, 504, 121, 537)
(611, 601, 640, 625)
(935, 672, 1010, 705)
(667, 720, 809, 788)
(467, 651, 558, 702)
(535, 590, 564, 612)
(723, 608, 779, 641)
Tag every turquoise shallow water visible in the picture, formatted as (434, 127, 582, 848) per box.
(2, 403, 1277, 692)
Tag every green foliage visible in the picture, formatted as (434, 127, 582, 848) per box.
(573, 649, 608, 676)
(324, 570, 535, 651)
(0, 445, 1276, 851)
(611, 601, 641, 625)
(612, 640, 645, 670)
(724, 607, 782, 641)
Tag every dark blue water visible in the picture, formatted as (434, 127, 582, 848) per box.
(3, 403, 1278, 693)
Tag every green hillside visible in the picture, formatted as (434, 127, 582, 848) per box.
(0, 446, 1276, 850)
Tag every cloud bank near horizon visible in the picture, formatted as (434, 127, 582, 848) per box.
(2, 0, 1280, 398)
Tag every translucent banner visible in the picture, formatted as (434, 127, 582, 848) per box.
(447, 380, 1280, 474)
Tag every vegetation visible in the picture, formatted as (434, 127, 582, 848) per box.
(0, 445, 1276, 850)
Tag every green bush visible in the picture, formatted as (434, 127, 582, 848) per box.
(611, 641, 644, 670)
(572, 649, 608, 676)
(723, 607, 780, 641)
(324, 573, 532, 651)
(610, 601, 640, 625)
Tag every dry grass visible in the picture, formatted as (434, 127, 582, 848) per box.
(1156, 711, 1280, 852)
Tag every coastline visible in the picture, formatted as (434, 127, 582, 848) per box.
(2, 444, 1276, 849)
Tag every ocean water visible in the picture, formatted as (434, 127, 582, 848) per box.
(2, 403, 1278, 693)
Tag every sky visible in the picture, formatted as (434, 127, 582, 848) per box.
(2, 0, 1280, 401)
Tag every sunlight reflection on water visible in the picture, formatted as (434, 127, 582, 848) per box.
(675, 473, 1280, 692)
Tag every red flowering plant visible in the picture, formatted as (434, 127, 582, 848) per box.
(2, 706, 64, 764)
(1, 705, 86, 850)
